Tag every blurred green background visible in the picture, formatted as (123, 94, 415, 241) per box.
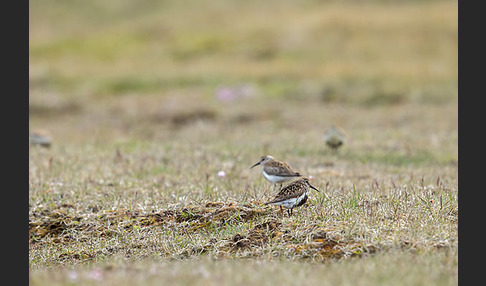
(29, 0, 457, 145)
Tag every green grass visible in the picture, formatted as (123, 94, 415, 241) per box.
(30, 250, 457, 286)
(29, 0, 457, 285)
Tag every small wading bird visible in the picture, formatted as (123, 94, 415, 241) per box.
(250, 155, 301, 192)
(264, 178, 320, 216)
(29, 129, 53, 148)
(324, 126, 347, 152)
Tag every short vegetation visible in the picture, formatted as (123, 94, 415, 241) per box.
(29, 0, 458, 285)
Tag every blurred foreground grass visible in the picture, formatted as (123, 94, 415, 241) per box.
(30, 251, 457, 286)
(29, 0, 457, 285)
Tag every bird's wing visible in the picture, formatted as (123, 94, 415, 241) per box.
(265, 161, 301, 176)
(265, 183, 305, 204)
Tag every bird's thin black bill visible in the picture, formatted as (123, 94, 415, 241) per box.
(250, 162, 260, 169)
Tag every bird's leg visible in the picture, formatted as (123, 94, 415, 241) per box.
(264, 184, 273, 198)
(287, 209, 292, 217)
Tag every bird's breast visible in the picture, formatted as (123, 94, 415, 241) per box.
(295, 193, 308, 207)
(263, 171, 291, 183)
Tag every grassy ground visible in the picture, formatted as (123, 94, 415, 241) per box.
(29, 0, 458, 285)
(30, 251, 457, 286)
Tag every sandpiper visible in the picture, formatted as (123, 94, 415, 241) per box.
(29, 129, 52, 148)
(264, 177, 320, 216)
(324, 126, 347, 152)
(250, 155, 301, 192)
